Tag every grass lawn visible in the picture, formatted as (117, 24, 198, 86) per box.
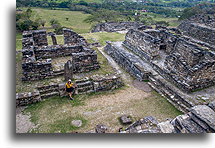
(24, 87, 182, 133)
(32, 8, 92, 34)
(154, 17, 180, 27)
(82, 32, 126, 46)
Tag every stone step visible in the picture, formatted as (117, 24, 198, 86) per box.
(39, 88, 59, 95)
(41, 92, 59, 99)
(76, 81, 93, 87)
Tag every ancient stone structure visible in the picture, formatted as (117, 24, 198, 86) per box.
(63, 28, 87, 46)
(16, 91, 41, 106)
(21, 29, 100, 81)
(104, 13, 215, 113)
(120, 105, 215, 133)
(110, 28, 215, 92)
(91, 22, 145, 32)
(50, 33, 58, 45)
(64, 60, 73, 81)
(178, 13, 215, 48)
(16, 74, 123, 107)
(104, 41, 151, 81)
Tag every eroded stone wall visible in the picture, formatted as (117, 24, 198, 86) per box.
(63, 28, 87, 46)
(20, 29, 100, 81)
(178, 22, 215, 46)
(104, 42, 151, 81)
(121, 105, 215, 133)
(92, 22, 144, 32)
(16, 74, 123, 107)
(123, 28, 215, 92)
(72, 50, 100, 73)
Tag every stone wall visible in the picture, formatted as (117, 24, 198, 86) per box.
(34, 45, 84, 60)
(178, 22, 215, 46)
(16, 74, 124, 107)
(22, 59, 53, 81)
(22, 30, 48, 48)
(164, 39, 215, 91)
(20, 29, 100, 81)
(16, 91, 41, 106)
(72, 50, 100, 73)
(63, 28, 87, 46)
(124, 29, 161, 60)
(123, 28, 215, 92)
(104, 42, 151, 81)
(91, 22, 144, 32)
(120, 105, 215, 133)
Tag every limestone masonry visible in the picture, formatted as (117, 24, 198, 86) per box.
(21, 29, 100, 81)
(16, 74, 123, 107)
(104, 13, 215, 120)
(120, 105, 215, 133)
(91, 22, 145, 32)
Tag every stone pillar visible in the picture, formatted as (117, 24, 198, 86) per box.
(64, 60, 73, 81)
(51, 35, 58, 45)
(32, 30, 48, 47)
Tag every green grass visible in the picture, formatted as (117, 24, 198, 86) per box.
(23, 88, 126, 133)
(32, 8, 92, 34)
(150, 91, 182, 115)
(24, 96, 87, 133)
(16, 33, 22, 50)
(82, 32, 125, 46)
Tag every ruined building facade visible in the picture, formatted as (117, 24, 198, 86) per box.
(105, 13, 215, 114)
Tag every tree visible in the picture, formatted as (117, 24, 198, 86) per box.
(50, 19, 60, 26)
(84, 9, 120, 23)
(40, 19, 46, 28)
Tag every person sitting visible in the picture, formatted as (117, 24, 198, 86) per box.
(65, 79, 75, 100)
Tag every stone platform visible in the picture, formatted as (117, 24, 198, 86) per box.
(105, 41, 215, 113)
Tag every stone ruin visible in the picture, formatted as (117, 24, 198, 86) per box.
(16, 74, 123, 107)
(178, 13, 215, 47)
(120, 104, 215, 133)
(91, 22, 145, 33)
(21, 29, 100, 81)
(104, 13, 215, 115)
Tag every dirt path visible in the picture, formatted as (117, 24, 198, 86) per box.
(16, 107, 37, 133)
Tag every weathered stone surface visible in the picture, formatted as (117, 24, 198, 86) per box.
(92, 22, 144, 33)
(122, 27, 215, 92)
(157, 121, 175, 133)
(21, 29, 100, 81)
(71, 120, 82, 127)
(104, 41, 151, 81)
(95, 124, 108, 133)
(51, 34, 58, 45)
(21, 58, 53, 81)
(121, 105, 214, 133)
(17, 74, 123, 107)
(71, 50, 100, 73)
(171, 114, 206, 133)
(16, 91, 41, 106)
(63, 28, 87, 46)
(64, 60, 73, 81)
(190, 105, 215, 131)
(208, 101, 215, 111)
(32, 30, 48, 47)
(178, 22, 215, 46)
(120, 115, 132, 125)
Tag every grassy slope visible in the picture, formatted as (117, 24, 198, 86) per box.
(33, 8, 92, 34)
